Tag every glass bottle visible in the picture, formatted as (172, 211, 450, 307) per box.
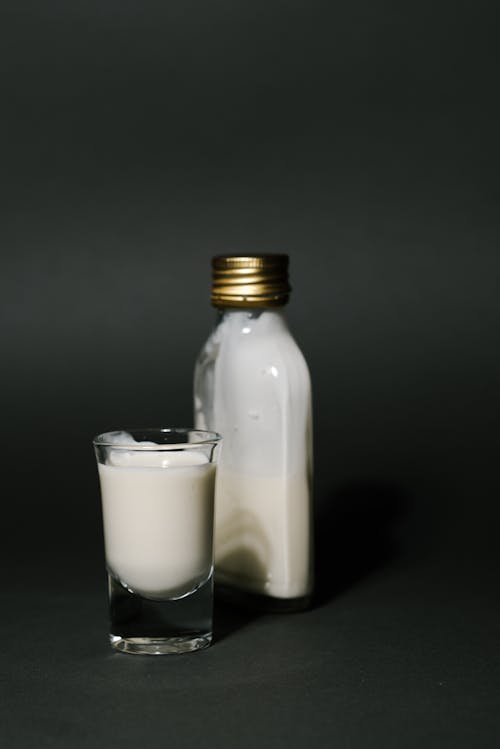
(194, 255, 313, 611)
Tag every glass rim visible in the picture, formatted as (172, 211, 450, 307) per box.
(93, 428, 221, 450)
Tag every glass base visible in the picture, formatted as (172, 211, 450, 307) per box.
(108, 571, 213, 655)
(109, 634, 212, 655)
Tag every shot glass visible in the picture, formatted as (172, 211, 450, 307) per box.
(93, 428, 221, 655)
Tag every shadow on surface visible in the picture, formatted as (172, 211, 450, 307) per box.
(314, 480, 410, 607)
(214, 595, 262, 643)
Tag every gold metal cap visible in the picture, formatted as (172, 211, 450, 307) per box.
(211, 254, 291, 308)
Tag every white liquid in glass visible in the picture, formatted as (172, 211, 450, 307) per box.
(98, 449, 215, 600)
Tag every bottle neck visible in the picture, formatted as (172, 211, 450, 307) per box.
(215, 305, 288, 321)
(214, 306, 290, 335)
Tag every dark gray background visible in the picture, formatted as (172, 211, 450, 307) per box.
(1, 2, 499, 747)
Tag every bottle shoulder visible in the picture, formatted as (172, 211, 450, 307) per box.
(197, 311, 310, 380)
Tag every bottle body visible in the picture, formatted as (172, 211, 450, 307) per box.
(194, 308, 313, 607)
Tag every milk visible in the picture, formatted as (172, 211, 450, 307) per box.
(214, 470, 312, 599)
(98, 448, 216, 600)
(195, 309, 313, 601)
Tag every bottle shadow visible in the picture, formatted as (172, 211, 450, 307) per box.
(213, 544, 269, 643)
(313, 480, 410, 607)
(214, 594, 262, 643)
(214, 480, 410, 639)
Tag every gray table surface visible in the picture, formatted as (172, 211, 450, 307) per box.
(3, 502, 499, 749)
